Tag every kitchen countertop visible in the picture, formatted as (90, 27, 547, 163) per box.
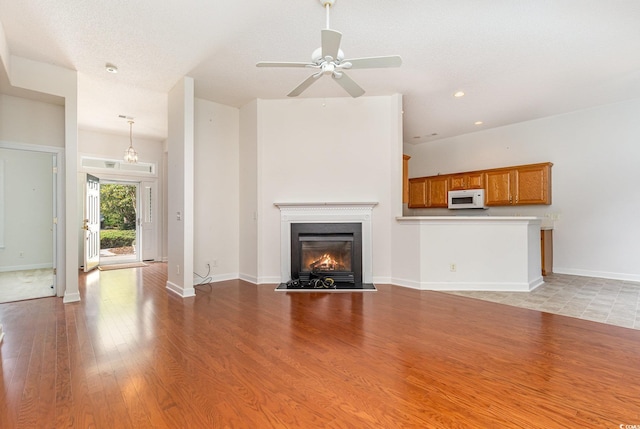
(397, 215, 554, 229)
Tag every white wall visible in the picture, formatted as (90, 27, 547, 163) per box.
(254, 95, 403, 284)
(238, 100, 258, 283)
(193, 98, 239, 281)
(78, 129, 164, 165)
(0, 95, 65, 146)
(405, 98, 640, 281)
(166, 77, 195, 297)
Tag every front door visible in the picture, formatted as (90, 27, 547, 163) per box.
(83, 174, 100, 272)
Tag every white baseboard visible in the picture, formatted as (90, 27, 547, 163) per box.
(211, 272, 240, 282)
(553, 267, 640, 283)
(166, 280, 195, 298)
(389, 278, 543, 292)
(238, 273, 258, 284)
(390, 277, 423, 289)
(192, 272, 239, 286)
(0, 263, 53, 273)
(63, 291, 81, 303)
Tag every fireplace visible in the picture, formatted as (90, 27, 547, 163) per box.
(291, 223, 362, 284)
(274, 202, 377, 290)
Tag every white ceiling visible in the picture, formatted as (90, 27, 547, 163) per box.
(2, 0, 640, 144)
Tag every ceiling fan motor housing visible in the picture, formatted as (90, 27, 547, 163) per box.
(320, 0, 336, 6)
(311, 47, 344, 63)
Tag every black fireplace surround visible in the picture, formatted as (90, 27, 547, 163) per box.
(290, 222, 362, 285)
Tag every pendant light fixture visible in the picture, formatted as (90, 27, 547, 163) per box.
(124, 120, 138, 163)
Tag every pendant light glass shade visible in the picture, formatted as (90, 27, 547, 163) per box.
(124, 120, 138, 163)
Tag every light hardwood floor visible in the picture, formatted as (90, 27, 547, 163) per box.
(0, 262, 639, 428)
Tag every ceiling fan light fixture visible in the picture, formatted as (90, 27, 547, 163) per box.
(256, 0, 401, 98)
(124, 120, 138, 164)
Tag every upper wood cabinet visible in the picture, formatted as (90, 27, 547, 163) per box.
(485, 163, 552, 206)
(408, 177, 427, 208)
(408, 176, 449, 208)
(426, 176, 449, 208)
(485, 169, 513, 205)
(514, 163, 552, 205)
(409, 162, 552, 208)
(449, 172, 484, 190)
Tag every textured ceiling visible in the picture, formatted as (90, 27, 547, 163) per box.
(1, 0, 640, 143)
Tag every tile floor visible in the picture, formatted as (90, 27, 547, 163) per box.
(446, 273, 640, 330)
(0, 269, 55, 303)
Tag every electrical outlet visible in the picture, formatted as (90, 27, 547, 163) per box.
(449, 263, 457, 272)
(19, 251, 24, 258)
(212, 259, 218, 268)
(176, 265, 180, 275)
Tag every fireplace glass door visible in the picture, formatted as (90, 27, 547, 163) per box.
(300, 235, 353, 273)
(298, 234, 354, 283)
(291, 223, 363, 284)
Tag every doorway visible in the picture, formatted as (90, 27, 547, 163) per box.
(0, 147, 57, 303)
(99, 181, 141, 265)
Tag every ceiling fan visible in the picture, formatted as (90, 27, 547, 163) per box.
(256, 0, 402, 98)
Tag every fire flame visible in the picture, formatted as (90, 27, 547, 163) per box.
(309, 253, 342, 271)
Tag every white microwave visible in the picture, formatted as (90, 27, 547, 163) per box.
(448, 189, 486, 209)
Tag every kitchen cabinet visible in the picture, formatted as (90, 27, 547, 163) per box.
(408, 176, 449, 208)
(426, 176, 449, 208)
(449, 172, 484, 190)
(408, 177, 427, 208)
(541, 229, 553, 275)
(484, 169, 513, 205)
(485, 163, 552, 206)
(515, 163, 552, 205)
(409, 162, 552, 208)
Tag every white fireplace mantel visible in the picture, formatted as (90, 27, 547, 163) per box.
(274, 202, 377, 283)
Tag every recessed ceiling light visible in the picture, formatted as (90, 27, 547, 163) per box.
(474, 121, 483, 125)
(105, 63, 118, 74)
(453, 91, 465, 98)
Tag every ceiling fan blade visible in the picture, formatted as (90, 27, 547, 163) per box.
(321, 29, 342, 60)
(342, 55, 402, 69)
(332, 72, 365, 98)
(287, 74, 322, 97)
(256, 61, 314, 68)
